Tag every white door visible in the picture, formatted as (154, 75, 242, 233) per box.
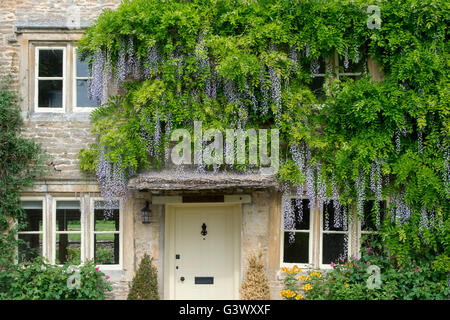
(165, 204, 241, 300)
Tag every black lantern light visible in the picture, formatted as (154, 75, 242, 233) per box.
(141, 201, 151, 224)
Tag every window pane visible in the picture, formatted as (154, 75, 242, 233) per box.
(20, 201, 43, 232)
(94, 202, 120, 232)
(291, 199, 310, 230)
(56, 201, 81, 231)
(76, 53, 90, 77)
(18, 234, 42, 263)
(56, 233, 81, 265)
(309, 57, 327, 74)
(283, 232, 309, 264)
(76, 80, 96, 107)
(39, 49, 63, 77)
(322, 233, 346, 265)
(308, 76, 325, 100)
(94, 233, 119, 265)
(323, 201, 347, 231)
(38, 80, 63, 108)
(338, 54, 364, 74)
(362, 200, 387, 231)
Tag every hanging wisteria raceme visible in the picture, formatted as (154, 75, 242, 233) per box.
(305, 164, 315, 211)
(326, 60, 333, 76)
(344, 47, 349, 70)
(282, 182, 295, 244)
(289, 45, 299, 74)
(143, 44, 160, 79)
(117, 40, 127, 83)
(133, 55, 142, 80)
(419, 206, 429, 235)
(126, 36, 136, 78)
(268, 66, 282, 127)
(104, 50, 114, 100)
(355, 168, 366, 223)
(370, 159, 383, 202)
(89, 50, 105, 106)
(310, 59, 320, 76)
(342, 205, 348, 231)
(205, 64, 218, 99)
(96, 149, 128, 218)
(290, 143, 305, 222)
(295, 185, 304, 223)
(395, 128, 401, 153)
(391, 192, 412, 226)
(354, 45, 360, 64)
(304, 147, 316, 211)
(316, 163, 327, 213)
(153, 106, 162, 162)
(401, 118, 408, 137)
(259, 63, 269, 115)
(369, 159, 383, 228)
(244, 80, 258, 114)
(164, 112, 172, 164)
(331, 177, 343, 229)
(195, 30, 210, 83)
(224, 79, 239, 105)
(140, 125, 153, 157)
(417, 129, 424, 154)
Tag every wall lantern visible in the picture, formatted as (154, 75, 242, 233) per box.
(141, 201, 151, 224)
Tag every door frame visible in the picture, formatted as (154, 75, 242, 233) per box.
(164, 203, 242, 300)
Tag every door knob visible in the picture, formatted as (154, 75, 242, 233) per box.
(180, 276, 185, 282)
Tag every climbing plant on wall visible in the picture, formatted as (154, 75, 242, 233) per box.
(0, 77, 47, 270)
(77, 0, 449, 269)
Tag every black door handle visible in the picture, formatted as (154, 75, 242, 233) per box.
(180, 276, 185, 282)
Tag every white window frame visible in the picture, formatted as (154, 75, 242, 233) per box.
(16, 197, 47, 262)
(280, 196, 314, 269)
(90, 198, 123, 270)
(319, 201, 352, 269)
(52, 197, 85, 266)
(34, 46, 67, 113)
(333, 51, 364, 80)
(73, 47, 96, 113)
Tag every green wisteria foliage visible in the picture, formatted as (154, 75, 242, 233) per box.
(77, 0, 449, 269)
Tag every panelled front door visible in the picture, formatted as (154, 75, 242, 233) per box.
(165, 204, 241, 300)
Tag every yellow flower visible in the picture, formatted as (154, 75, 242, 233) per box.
(302, 284, 312, 291)
(296, 294, 304, 300)
(307, 276, 311, 281)
(345, 283, 349, 287)
(299, 275, 305, 281)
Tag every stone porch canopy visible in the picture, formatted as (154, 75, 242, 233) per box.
(127, 170, 280, 191)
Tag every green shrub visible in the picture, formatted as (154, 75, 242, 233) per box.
(96, 248, 115, 265)
(127, 254, 159, 300)
(0, 258, 112, 300)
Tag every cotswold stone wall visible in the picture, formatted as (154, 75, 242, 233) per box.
(0, 0, 121, 180)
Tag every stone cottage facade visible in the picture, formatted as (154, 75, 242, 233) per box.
(1, 0, 384, 300)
